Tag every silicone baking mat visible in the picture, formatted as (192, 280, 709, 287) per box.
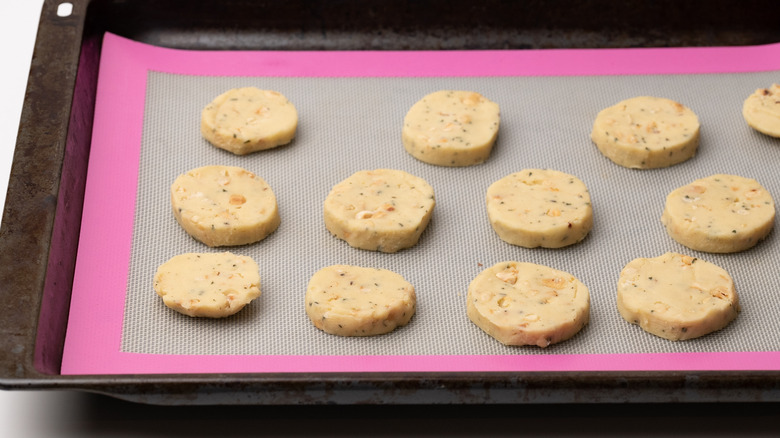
(61, 33, 780, 375)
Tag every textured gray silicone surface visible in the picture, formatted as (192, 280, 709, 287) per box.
(122, 71, 780, 357)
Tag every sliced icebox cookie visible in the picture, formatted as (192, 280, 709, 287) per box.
(591, 96, 699, 169)
(323, 169, 435, 253)
(154, 252, 261, 318)
(467, 261, 590, 348)
(617, 252, 739, 341)
(486, 169, 593, 249)
(661, 174, 775, 253)
(201, 87, 298, 155)
(305, 265, 416, 336)
(402, 90, 500, 167)
(171, 165, 280, 247)
(742, 84, 780, 138)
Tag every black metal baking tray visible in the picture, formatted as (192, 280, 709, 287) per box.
(1, 0, 779, 405)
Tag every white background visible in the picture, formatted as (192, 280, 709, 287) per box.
(0, 1, 778, 436)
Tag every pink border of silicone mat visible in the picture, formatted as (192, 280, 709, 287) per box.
(61, 33, 780, 375)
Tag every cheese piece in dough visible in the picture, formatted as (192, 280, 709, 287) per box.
(402, 90, 500, 167)
(172, 165, 280, 247)
(617, 252, 739, 341)
(323, 169, 435, 253)
(305, 265, 416, 336)
(154, 252, 261, 318)
(467, 261, 590, 348)
(201, 87, 298, 155)
(661, 174, 775, 253)
(486, 169, 593, 248)
(742, 84, 780, 138)
(591, 96, 700, 169)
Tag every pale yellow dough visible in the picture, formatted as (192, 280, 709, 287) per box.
(486, 169, 593, 248)
(154, 252, 261, 318)
(171, 165, 280, 247)
(323, 169, 435, 253)
(661, 174, 775, 253)
(617, 252, 739, 341)
(201, 87, 298, 155)
(402, 90, 500, 166)
(305, 265, 416, 336)
(467, 261, 590, 348)
(742, 84, 780, 138)
(591, 96, 700, 169)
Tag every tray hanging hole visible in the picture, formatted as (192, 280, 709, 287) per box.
(57, 2, 73, 17)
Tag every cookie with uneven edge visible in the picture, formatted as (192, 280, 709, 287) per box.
(402, 90, 500, 166)
(171, 165, 280, 247)
(154, 252, 261, 318)
(305, 265, 416, 337)
(661, 174, 775, 253)
(467, 261, 590, 348)
(742, 84, 780, 138)
(486, 169, 593, 249)
(591, 96, 700, 169)
(617, 252, 739, 341)
(201, 87, 298, 155)
(323, 169, 435, 253)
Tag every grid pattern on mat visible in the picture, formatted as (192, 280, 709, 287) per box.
(122, 71, 780, 356)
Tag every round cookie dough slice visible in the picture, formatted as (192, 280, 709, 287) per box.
(323, 169, 435, 253)
(661, 174, 775, 253)
(742, 84, 780, 138)
(467, 261, 590, 348)
(305, 265, 416, 336)
(172, 165, 280, 247)
(402, 90, 500, 167)
(617, 252, 739, 341)
(486, 169, 593, 249)
(201, 87, 298, 155)
(591, 96, 700, 169)
(154, 252, 261, 318)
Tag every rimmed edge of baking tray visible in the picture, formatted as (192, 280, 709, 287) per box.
(1, 0, 780, 404)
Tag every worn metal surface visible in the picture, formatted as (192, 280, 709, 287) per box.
(84, 0, 780, 51)
(1, 0, 779, 404)
(0, 0, 86, 381)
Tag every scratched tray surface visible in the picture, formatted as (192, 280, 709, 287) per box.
(118, 71, 780, 358)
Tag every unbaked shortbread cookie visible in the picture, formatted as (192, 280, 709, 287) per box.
(467, 261, 590, 348)
(171, 165, 280, 247)
(402, 90, 500, 167)
(661, 174, 775, 253)
(154, 252, 261, 318)
(305, 265, 416, 336)
(591, 96, 700, 169)
(617, 252, 739, 341)
(486, 169, 593, 249)
(323, 169, 435, 253)
(742, 84, 780, 138)
(201, 87, 298, 155)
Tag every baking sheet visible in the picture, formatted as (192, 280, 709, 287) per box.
(61, 33, 780, 375)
